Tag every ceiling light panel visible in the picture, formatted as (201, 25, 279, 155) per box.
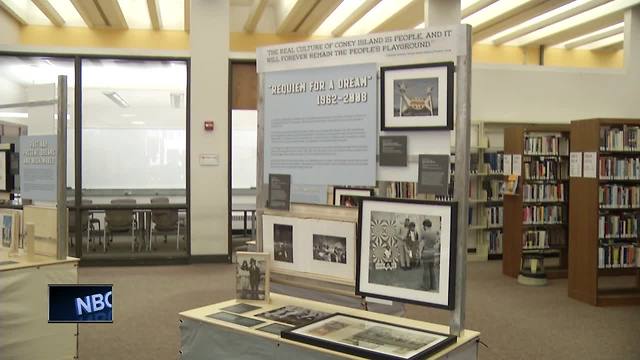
(462, 0, 533, 28)
(48, 0, 86, 26)
(314, 0, 366, 36)
(343, 0, 414, 36)
(552, 22, 624, 48)
(158, 0, 184, 30)
(2, 0, 52, 25)
(481, 0, 596, 44)
(577, 32, 624, 49)
(506, 0, 640, 46)
(117, 0, 152, 29)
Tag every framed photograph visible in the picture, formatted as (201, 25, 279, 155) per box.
(282, 313, 456, 360)
(1, 212, 16, 248)
(273, 224, 294, 263)
(356, 198, 457, 309)
(221, 303, 262, 315)
(381, 62, 454, 131)
(236, 252, 270, 303)
(206, 312, 265, 328)
(256, 305, 331, 327)
(256, 322, 293, 336)
(333, 187, 374, 208)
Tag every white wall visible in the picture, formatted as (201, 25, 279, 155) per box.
(190, 0, 230, 256)
(0, 9, 19, 45)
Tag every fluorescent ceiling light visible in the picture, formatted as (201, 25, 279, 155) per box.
(481, 0, 595, 44)
(158, 0, 184, 30)
(121, 114, 137, 118)
(314, 0, 366, 36)
(117, 0, 152, 29)
(552, 22, 624, 48)
(577, 32, 624, 49)
(343, 0, 414, 36)
(2, 0, 52, 25)
(462, 0, 532, 28)
(506, 0, 640, 46)
(0, 112, 28, 118)
(48, 0, 86, 26)
(131, 120, 145, 125)
(103, 91, 129, 108)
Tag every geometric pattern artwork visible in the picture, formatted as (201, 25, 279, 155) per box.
(370, 219, 401, 270)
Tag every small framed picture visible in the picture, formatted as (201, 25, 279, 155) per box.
(236, 252, 270, 303)
(281, 313, 456, 360)
(333, 187, 374, 208)
(381, 62, 454, 131)
(356, 198, 457, 309)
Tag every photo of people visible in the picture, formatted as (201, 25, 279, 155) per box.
(256, 306, 329, 327)
(236, 252, 269, 302)
(312, 234, 347, 264)
(368, 211, 441, 292)
(1, 215, 12, 247)
(273, 224, 293, 263)
(393, 78, 439, 117)
(340, 195, 358, 208)
(333, 187, 374, 208)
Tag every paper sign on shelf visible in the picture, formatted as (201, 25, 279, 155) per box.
(570, 152, 583, 178)
(503, 155, 512, 175)
(583, 152, 597, 178)
(512, 154, 522, 176)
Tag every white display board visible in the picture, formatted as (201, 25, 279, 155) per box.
(262, 214, 356, 284)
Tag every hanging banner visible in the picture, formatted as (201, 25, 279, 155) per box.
(19, 135, 57, 202)
(257, 25, 467, 73)
(264, 63, 377, 186)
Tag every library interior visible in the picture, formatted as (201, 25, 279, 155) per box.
(0, 1, 639, 359)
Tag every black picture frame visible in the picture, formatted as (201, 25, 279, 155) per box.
(380, 62, 454, 131)
(332, 186, 375, 207)
(355, 197, 457, 310)
(281, 313, 457, 360)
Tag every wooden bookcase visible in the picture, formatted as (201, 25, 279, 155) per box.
(568, 118, 640, 306)
(503, 125, 570, 278)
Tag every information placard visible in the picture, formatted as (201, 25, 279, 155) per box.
(264, 64, 377, 186)
(570, 152, 582, 178)
(583, 152, 597, 179)
(417, 154, 450, 195)
(379, 136, 407, 167)
(503, 155, 512, 176)
(512, 154, 522, 176)
(19, 135, 57, 202)
(268, 174, 291, 210)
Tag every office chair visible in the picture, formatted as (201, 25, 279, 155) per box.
(104, 198, 137, 252)
(150, 197, 180, 251)
(68, 199, 101, 252)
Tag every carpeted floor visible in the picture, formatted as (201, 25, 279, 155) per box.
(78, 261, 640, 360)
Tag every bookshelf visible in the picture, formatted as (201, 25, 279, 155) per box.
(503, 125, 570, 279)
(568, 119, 640, 306)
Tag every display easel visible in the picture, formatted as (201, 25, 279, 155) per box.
(254, 26, 472, 336)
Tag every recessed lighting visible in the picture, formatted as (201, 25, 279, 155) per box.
(103, 91, 129, 108)
(131, 121, 145, 125)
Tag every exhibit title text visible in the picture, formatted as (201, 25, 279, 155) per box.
(23, 139, 56, 165)
(269, 75, 372, 106)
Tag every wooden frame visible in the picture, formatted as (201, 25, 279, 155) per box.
(332, 186, 374, 207)
(380, 62, 454, 131)
(356, 197, 457, 309)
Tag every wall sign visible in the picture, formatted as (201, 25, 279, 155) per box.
(19, 135, 57, 202)
(570, 152, 582, 178)
(268, 174, 291, 211)
(417, 154, 450, 196)
(583, 152, 597, 179)
(379, 136, 408, 167)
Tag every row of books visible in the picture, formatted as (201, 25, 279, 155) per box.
(482, 179, 504, 201)
(487, 230, 503, 254)
(523, 205, 564, 224)
(598, 245, 640, 268)
(599, 214, 640, 239)
(523, 183, 565, 202)
(523, 159, 568, 180)
(599, 156, 640, 180)
(524, 135, 569, 156)
(522, 229, 565, 249)
(486, 206, 503, 227)
(599, 125, 640, 152)
(599, 185, 640, 209)
(483, 152, 504, 173)
(379, 182, 417, 199)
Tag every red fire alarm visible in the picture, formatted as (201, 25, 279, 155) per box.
(204, 121, 214, 131)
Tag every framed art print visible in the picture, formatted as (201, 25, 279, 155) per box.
(236, 252, 270, 303)
(281, 313, 456, 360)
(356, 198, 457, 309)
(381, 62, 454, 131)
(333, 187, 375, 208)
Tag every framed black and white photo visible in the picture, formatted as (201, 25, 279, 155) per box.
(273, 224, 294, 263)
(236, 252, 270, 303)
(356, 198, 457, 309)
(256, 305, 330, 327)
(333, 187, 374, 208)
(381, 62, 454, 131)
(281, 313, 456, 360)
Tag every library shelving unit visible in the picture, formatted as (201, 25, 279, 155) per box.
(503, 125, 570, 279)
(568, 118, 640, 306)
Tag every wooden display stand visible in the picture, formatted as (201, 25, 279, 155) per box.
(502, 125, 570, 279)
(179, 293, 480, 360)
(568, 118, 640, 306)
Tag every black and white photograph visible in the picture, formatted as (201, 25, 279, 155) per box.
(282, 314, 456, 360)
(381, 62, 453, 131)
(356, 198, 457, 309)
(273, 224, 293, 263)
(313, 234, 347, 264)
(256, 305, 330, 327)
(333, 187, 374, 208)
(206, 312, 265, 328)
(221, 303, 262, 314)
(236, 252, 270, 303)
(256, 323, 293, 336)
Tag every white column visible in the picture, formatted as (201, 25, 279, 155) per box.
(190, 0, 230, 256)
(624, 6, 640, 78)
(424, 0, 461, 26)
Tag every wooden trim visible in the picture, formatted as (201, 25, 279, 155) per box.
(332, 0, 380, 37)
(0, 3, 27, 26)
(244, 0, 269, 33)
(147, 0, 162, 31)
(32, 0, 66, 27)
(96, 0, 128, 29)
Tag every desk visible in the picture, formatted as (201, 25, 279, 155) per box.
(179, 293, 479, 360)
(0, 248, 79, 360)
